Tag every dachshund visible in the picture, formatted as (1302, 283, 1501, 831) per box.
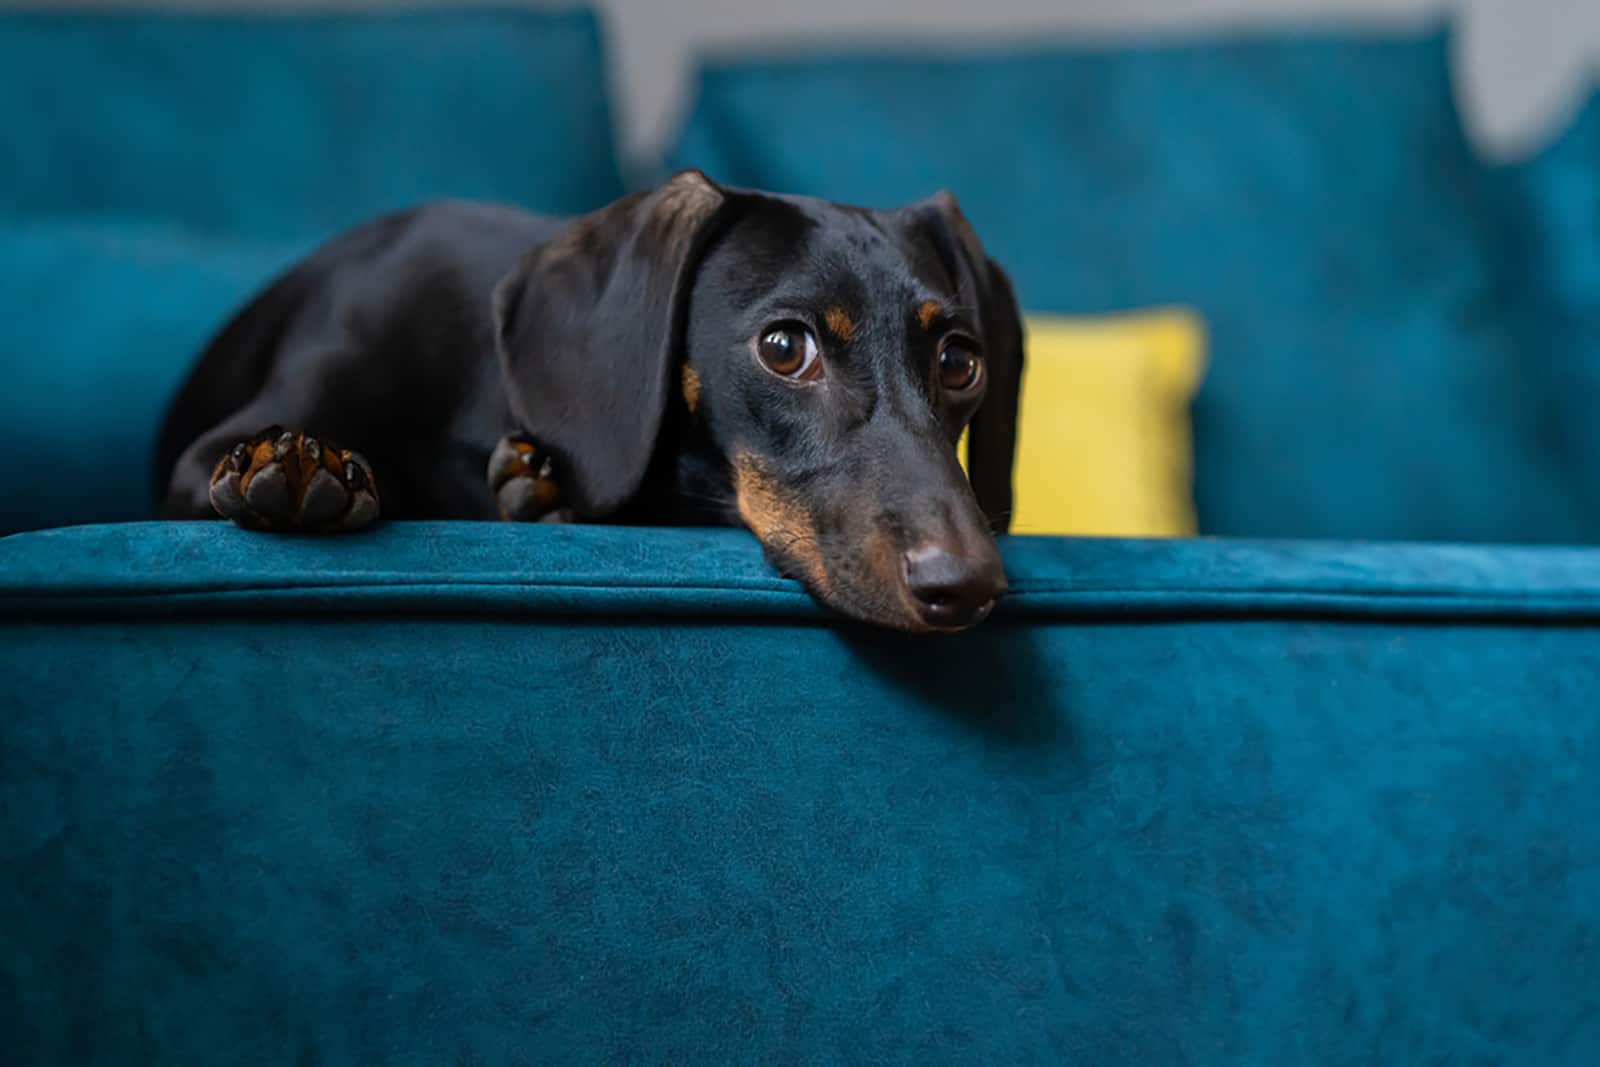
(155, 171, 1022, 632)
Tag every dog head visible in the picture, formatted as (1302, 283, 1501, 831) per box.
(494, 171, 1022, 632)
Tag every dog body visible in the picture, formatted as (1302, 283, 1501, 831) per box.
(157, 202, 559, 524)
(156, 172, 1023, 631)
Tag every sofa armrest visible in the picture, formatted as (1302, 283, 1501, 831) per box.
(5, 520, 1600, 622)
(4, 522, 1598, 1064)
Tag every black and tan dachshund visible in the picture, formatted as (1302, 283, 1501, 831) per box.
(156, 171, 1023, 632)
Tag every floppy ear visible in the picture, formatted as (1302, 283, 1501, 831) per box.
(492, 170, 728, 518)
(906, 191, 1025, 533)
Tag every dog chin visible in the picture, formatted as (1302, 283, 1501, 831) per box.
(837, 592, 989, 633)
(791, 563, 981, 633)
(755, 538, 991, 633)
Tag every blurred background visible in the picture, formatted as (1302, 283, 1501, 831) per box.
(3, 0, 1597, 543)
(601, 0, 1597, 165)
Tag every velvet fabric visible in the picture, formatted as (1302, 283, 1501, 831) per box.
(1484, 90, 1600, 531)
(0, 223, 308, 535)
(0, 7, 627, 536)
(666, 28, 1590, 544)
(4, 522, 1598, 1064)
(0, 8, 624, 236)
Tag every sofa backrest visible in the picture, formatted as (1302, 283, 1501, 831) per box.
(0, 8, 625, 534)
(666, 27, 1597, 544)
(1482, 89, 1600, 534)
(0, 8, 624, 236)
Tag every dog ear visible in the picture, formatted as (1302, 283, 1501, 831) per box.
(905, 192, 1025, 533)
(492, 170, 728, 518)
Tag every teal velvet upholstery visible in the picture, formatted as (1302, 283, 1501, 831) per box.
(0, 7, 627, 535)
(0, 8, 624, 235)
(1485, 89, 1600, 530)
(667, 29, 1590, 544)
(0, 222, 307, 534)
(4, 522, 1599, 1064)
(5, 16, 1599, 1061)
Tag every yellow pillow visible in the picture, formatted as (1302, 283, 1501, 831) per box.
(961, 308, 1207, 537)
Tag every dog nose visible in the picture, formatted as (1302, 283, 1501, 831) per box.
(901, 544, 1007, 629)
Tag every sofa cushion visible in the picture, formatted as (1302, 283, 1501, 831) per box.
(964, 308, 1205, 536)
(0, 8, 623, 235)
(0, 221, 308, 534)
(1484, 89, 1600, 530)
(3, 522, 1599, 1063)
(667, 27, 1588, 543)
(4, 521, 1600, 621)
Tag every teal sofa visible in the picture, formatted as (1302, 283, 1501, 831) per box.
(4, 522, 1600, 1063)
(4, 9, 1600, 1064)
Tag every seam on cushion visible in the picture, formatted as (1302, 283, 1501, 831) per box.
(6, 584, 1600, 624)
(1007, 583, 1600, 600)
(11, 577, 1600, 603)
(2, 575, 804, 599)
(1004, 589, 1600, 613)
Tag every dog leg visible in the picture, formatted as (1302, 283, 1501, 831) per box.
(488, 434, 570, 522)
(208, 426, 380, 532)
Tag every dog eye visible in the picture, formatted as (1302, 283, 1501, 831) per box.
(756, 323, 823, 382)
(938, 341, 982, 393)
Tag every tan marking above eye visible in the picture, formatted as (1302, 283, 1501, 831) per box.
(824, 306, 855, 343)
(917, 301, 942, 330)
(681, 365, 701, 414)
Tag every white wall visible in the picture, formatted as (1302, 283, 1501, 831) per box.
(22, 0, 1600, 162)
(588, 0, 1599, 162)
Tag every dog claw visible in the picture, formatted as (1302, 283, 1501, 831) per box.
(208, 428, 380, 533)
(346, 456, 370, 493)
(488, 433, 563, 522)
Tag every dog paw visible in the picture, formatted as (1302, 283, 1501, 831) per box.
(488, 434, 565, 522)
(209, 427, 379, 532)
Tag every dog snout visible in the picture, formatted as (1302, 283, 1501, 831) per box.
(901, 542, 1007, 630)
